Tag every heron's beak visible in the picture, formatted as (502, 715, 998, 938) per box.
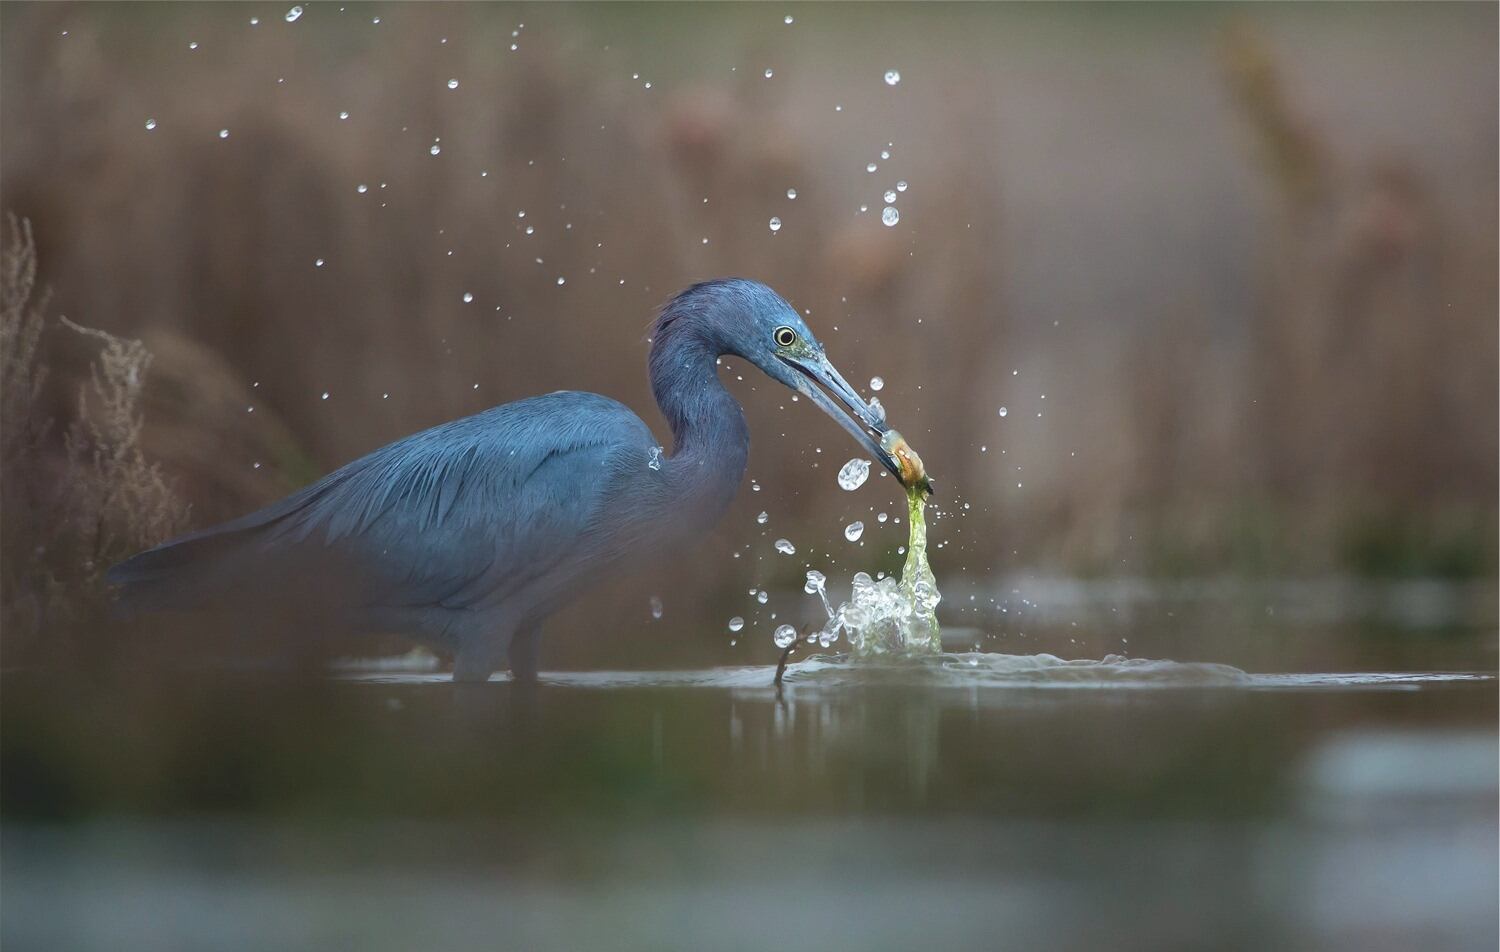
(780, 351, 905, 484)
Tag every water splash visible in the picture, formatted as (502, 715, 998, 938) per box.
(807, 486, 941, 658)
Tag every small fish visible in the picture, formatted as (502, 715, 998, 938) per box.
(880, 429, 933, 496)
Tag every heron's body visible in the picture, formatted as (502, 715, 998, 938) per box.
(109, 279, 899, 681)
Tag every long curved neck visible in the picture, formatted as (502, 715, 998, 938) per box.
(648, 322, 749, 520)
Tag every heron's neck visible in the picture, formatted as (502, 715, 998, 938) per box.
(648, 330, 749, 515)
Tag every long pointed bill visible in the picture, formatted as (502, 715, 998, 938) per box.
(780, 351, 904, 483)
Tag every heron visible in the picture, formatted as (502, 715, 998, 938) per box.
(109, 279, 925, 681)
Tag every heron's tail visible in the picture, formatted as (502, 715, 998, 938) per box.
(106, 530, 253, 616)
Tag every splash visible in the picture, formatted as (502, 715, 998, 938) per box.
(806, 485, 942, 657)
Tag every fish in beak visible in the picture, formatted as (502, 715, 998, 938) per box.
(779, 350, 933, 496)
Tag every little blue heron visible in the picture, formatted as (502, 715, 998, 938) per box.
(109, 279, 913, 681)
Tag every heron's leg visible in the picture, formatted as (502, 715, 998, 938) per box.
(507, 625, 543, 683)
(452, 624, 512, 683)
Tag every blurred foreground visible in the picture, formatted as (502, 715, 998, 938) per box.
(4, 659, 1495, 951)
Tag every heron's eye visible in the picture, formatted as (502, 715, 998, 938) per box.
(773, 326, 797, 348)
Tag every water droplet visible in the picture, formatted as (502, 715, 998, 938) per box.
(447, 79, 459, 90)
(774, 538, 796, 555)
(314, 258, 325, 267)
(837, 458, 870, 491)
(804, 570, 826, 595)
(764, 68, 774, 79)
(320, 391, 330, 400)
(751, 480, 761, 492)
(884, 190, 897, 204)
(773, 624, 797, 648)
(357, 184, 368, 194)
(462, 292, 474, 303)
(768, 216, 782, 233)
(218, 129, 230, 139)
(339, 111, 350, 120)
(756, 511, 768, 524)
(189, 41, 199, 50)
(285, 5, 303, 22)
(727, 616, 745, 632)
(998, 406, 1008, 417)
(869, 376, 884, 391)
(556, 276, 566, 286)
(844, 521, 865, 542)
(647, 445, 663, 471)
(250, 17, 260, 25)
(650, 595, 663, 619)
(783, 14, 794, 24)
(880, 150, 891, 160)
(429, 143, 441, 155)
(884, 69, 901, 86)
(896, 180, 909, 193)
(881, 206, 900, 227)
(786, 188, 797, 200)
(144, 119, 157, 131)
(877, 512, 888, 523)
(756, 590, 769, 604)
(866, 163, 877, 173)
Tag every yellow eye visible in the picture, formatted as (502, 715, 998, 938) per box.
(773, 326, 797, 348)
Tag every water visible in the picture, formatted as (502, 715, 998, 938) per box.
(836, 457, 870, 491)
(5, 659, 1490, 951)
(881, 206, 901, 227)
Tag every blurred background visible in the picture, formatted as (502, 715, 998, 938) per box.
(2, 5, 1496, 950)
(2, 2, 1495, 672)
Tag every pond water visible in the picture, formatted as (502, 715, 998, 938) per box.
(2, 648, 1494, 951)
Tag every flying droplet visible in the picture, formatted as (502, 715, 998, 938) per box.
(884, 69, 901, 86)
(774, 538, 796, 555)
(751, 480, 761, 492)
(462, 292, 474, 303)
(144, 119, 157, 131)
(881, 206, 900, 227)
(837, 458, 870, 491)
(783, 14, 794, 24)
(429, 143, 441, 155)
(650, 595, 663, 619)
(356, 184, 368, 194)
(877, 512, 888, 523)
(556, 276, 566, 286)
(896, 180, 909, 192)
(447, 79, 459, 90)
(786, 188, 798, 200)
(773, 624, 797, 648)
(804, 570, 826, 595)
(218, 129, 230, 139)
(869, 376, 884, 391)
(728, 616, 745, 632)
(339, 111, 350, 120)
(884, 190, 897, 204)
(998, 406, 1008, 417)
(314, 258, 325, 267)
(764, 68, 774, 79)
(844, 521, 865, 542)
(756, 590, 769, 604)
(285, 5, 303, 22)
(756, 511, 769, 524)
(768, 216, 782, 233)
(866, 163, 877, 173)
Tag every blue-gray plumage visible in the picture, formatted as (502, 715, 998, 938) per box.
(108, 279, 907, 681)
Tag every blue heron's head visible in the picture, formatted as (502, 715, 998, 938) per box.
(656, 279, 913, 486)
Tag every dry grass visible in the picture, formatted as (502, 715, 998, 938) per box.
(1, 216, 186, 665)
